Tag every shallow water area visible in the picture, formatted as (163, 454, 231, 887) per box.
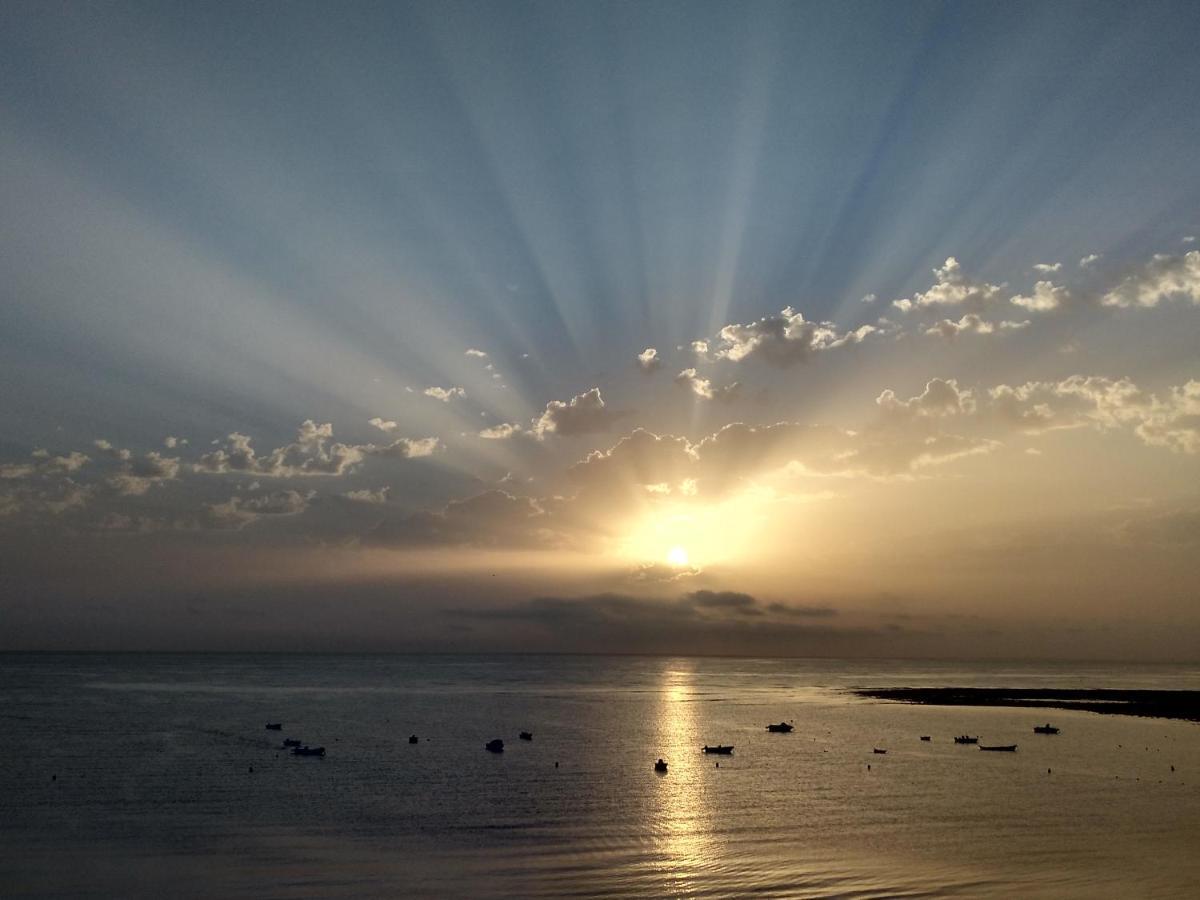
(2, 654, 1198, 897)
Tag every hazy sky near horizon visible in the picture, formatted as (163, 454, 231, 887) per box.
(2, 1, 1199, 658)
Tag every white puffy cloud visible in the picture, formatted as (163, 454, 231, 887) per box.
(893, 257, 1005, 312)
(710, 306, 876, 366)
(368, 417, 398, 433)
(163, 436, 187, 449)
(1079, 253, 1102, 268)
(636, 347, 661, 372)
(364, 436, 441, 459)
(533, 388, 620, 439)
(674, 368, 740, 402)
(0, 479, 93, 517)
(1101, 251, 1200, 308)
(1033, 262, 1063, 273)
(923, 314, 1029, 338)
(1011, 280, 1070, 312)
(877, 378, 975, 417)
(465, 348, 488, 358)
(424, 386, 466, 402)
(479, 423, 521, 440)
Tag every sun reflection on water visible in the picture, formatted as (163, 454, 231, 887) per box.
(650, 662, 721, 891)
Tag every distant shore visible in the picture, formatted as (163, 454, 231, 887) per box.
(855, 687, 1200, 722)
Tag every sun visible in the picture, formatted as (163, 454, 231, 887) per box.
(666, 545, 690, 567)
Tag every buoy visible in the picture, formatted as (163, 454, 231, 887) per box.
(554, 761, 559, 768)
(51, 774, 56, 781)
(867, 764, 871, 770)
(249, 766, 254, 773)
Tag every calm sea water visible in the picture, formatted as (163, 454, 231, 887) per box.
(2, 654, 1198, 898)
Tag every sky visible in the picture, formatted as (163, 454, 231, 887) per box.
(2, 1, 1199, 658)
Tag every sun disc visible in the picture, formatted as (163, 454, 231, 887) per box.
(667, 545, 689, 567)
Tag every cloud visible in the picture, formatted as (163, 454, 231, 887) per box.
(689, 340, 710, 357)
(636, 347, 662, 372)
(1011, 280, 1070, 312)
(163, 436, 187, 448)
(479, 423, 521, 440)
(876, 378, 975, 418)
(0, 480, 93, 517)
(108, 450, 181, 495)
(444, 591, 881, 656)
(533, 388, 621, 439)
(674, 368, 740, 402)
(424, 386, 466, 402)
(465, 348, 488, 358)
(1101, 250, 1200, 307)
(363, 436, 441, 459)
(343, 486, 390, 504)
(197, 420, 438, 477)
(923, 314, 1029, 338)
(709, 306, 876, 366)
(893, 257, 1005, 312)
(371, 489, 549, 548)
(1033, 262, 1063, 273)
(986, 375, 1200, 452)
(1079, 253, 1102, 268)
(208, 489, 314, 529)
(860, 293, 877, 304)
(368, 417, 398, 433)
(1, 449, 90, 480)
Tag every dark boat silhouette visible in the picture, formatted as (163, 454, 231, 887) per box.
(408, 734, 419, 744)
(920, 736, 932, 741)
(265, 723, 282, 730)
(485, 739, 504, 753)
(291, 745, 325, 757)
(1033, 724, 1060, 734)
(702, 745, 734, 754)
(654, 758, 668, 773)
(766, 722, 794, 733)
(873, 748, 887, 754)
(979, 744, 1018, 752)
(282, 738, 302, 748)
(519, 731, 533, 741)
(954, 735, 979, 744)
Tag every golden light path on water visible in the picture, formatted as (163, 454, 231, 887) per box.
(651, 662, 720, 892)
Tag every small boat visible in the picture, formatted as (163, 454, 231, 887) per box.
(954, 735, 979, 744)
(291, 745, 325, 757)
(485, 739, 504, 753)
(766, 722, 794, 733)
(519, 731, 533, 741)
(265, 723, 282, 731)
(702, 745, 734, 754)
(920, 736, 932, 741)
(654, 758, 668, 773)
(979, 744, 1018, 752)
(1033, 724, 1060, 734)
(873, 748, 887, 754)
(282, 738, 302, 748)
(408, 735, 419, 744)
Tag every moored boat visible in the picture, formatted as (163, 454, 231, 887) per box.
(265, 723, 282, 730)
(920, 736, 932, 741)
(282, 738, 302, 748)
(1033, 724, 1060, 734)
(766, 722, 794, 733)
(291, 745, 325, 757)
(408, 734, 419, 744)
(954, 735, 979, 744)
(702, 745, 734, 754)
(979, 744, 1018, 752)
(519, 731, 533, 741)
(873, 748, 887, 754)
(485, 739, 504, 753)
(654, 758, 668, 772)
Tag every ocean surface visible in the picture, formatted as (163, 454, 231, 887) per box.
(2, 654, 1198, 898)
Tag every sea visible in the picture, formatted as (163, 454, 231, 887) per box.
(2, 654, 1198, 898)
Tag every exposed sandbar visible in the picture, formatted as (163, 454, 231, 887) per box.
(855, 687, 1200, 722)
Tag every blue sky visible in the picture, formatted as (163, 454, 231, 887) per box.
(2, 1, 1199, 655)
